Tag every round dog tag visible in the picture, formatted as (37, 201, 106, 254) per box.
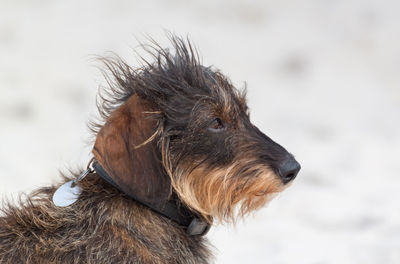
(52, 181, 82, 207)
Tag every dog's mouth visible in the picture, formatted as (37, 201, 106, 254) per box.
(255, 190, 269, 196)
(249, 170, 286, 197)
(254, 187, 282, 197)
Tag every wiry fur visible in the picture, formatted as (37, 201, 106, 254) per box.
(0, 35, 299, 263)
(0, 174, 211, 263)
(91, 37, 290, 222)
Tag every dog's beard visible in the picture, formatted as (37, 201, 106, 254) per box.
(169, 160, 285, 223)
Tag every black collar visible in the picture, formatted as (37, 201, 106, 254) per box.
(92, 160, 211, 236)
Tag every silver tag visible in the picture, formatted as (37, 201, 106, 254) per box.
(52, 166, 93, 207)
(52, 180, 82, 207)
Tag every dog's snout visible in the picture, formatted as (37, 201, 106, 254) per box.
(278, 157, 300, 184)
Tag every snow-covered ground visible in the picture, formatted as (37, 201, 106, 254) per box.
(1, 0, 399, 263)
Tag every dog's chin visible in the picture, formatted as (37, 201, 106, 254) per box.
(218, 192, 278, 224)
(170, 164, 289, 223)
(251, 191, 280, 207)
(231, 172, 286, 216)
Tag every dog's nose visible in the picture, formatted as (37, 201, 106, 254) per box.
(278, 157, 300, 184)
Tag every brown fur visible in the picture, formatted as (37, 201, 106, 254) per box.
(0, 175, 211, 263)
(0, 36, 299, 263)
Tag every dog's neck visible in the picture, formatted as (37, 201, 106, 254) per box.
(91, 95, 211, 236)
(92, 160, 211, 236)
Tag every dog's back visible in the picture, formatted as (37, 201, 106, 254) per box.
(0, 175, 211, 264)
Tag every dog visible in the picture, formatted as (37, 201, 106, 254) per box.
(0, 36, 300, 263)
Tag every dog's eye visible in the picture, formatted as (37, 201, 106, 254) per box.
(208, 118, 225, 132)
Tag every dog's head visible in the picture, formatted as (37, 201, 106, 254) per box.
(92, 37, 300, 223)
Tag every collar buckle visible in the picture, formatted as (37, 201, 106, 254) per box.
(186, 217, 211, 236)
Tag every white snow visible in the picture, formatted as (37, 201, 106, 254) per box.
(1, 0, 399, 263)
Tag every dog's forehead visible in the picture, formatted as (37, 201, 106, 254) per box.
(191, 86, 247, 124)
(162, 65, 247, 112)
(197, 67, 248, 114)
(213, 85, 248, 121)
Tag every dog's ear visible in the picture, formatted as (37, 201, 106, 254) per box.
(92, 94, 170, 205)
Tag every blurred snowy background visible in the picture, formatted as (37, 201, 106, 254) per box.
(1, 0, 399, 263)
